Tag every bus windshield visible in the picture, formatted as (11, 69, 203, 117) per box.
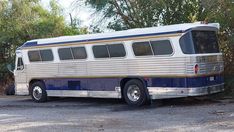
(180, 30, 220, 54)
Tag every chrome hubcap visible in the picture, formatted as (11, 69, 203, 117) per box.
(33, 86, 42, 100)
(127, 85, 141, 102)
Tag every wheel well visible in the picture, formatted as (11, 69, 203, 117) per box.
(29, 79, 44, 95)
(120, 78, 147, 98)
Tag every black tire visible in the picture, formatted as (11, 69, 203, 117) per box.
(30, 81, 47, 103)
(123, 79, 149, 106)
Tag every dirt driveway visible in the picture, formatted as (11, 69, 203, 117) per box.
(0, 96, 234, 132)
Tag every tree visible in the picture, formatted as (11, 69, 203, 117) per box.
(81, 0, 207, 30)
(201, 0, 234, 74)
(0, 0, 87, 82)
(82, 0, 234, 94)
(203, 0, 234, 90)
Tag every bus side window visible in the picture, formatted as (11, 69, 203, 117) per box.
(150, 40, 173, 55)
(17, 57, 24, 70)
(108, 44, 126, 57)
(71, 47, 87, 59)
(93, 45, 109, 58)
(58, 48, 73, 60)
(132, 41, 153, 56)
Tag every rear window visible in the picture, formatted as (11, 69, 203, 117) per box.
(180, 31, 220, 54)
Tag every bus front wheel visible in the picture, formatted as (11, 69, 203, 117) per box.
(30, 81, 47, 103)
(123, 79, 148, 106)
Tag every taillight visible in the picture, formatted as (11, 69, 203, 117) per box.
(194, 64, 199, 74)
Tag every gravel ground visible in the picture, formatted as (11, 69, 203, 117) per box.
(0, 96, 234, 132)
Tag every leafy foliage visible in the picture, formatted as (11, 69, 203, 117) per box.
(202, 0, 234, 75)
(83, 0, 207, 30)
(81, 0, 234, 94)
(0, 0, 86, 80)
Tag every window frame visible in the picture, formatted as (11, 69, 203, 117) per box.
(28, 49, 54, 63)
(179, 31, 195, 54)
(40, 49, 54, 61)
(132, 41, 153, 57)
(179, 30, 220, 54)
(108, 43, 126, 58)
(92, 43, 127, 59)
(92, 45, 110, 59)
(58, 47, 74, 60)
(58, 46, 88, 61)
(191, 30, 220, 54)
(71, 47, 88, 60)
(149, 39, 174, 56)
(132, 39, 174, 57)
(28, 50, 41, 62)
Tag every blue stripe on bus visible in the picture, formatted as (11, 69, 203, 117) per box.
(150, 75, 223, 88)
(23, 41, 38, 47)
(44, 78, 120, 91)
(22, 30, 186, 47)
(44, 74, 223, 91)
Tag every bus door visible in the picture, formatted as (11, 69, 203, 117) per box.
(14, 53, 27, 95)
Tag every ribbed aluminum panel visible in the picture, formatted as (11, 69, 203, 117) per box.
(25, 54, 223, 83)
(26, 63, 58, 78)
(26, 57, 187, 82)
(186, 55, 224, 75)
(58, 62, 87, 76)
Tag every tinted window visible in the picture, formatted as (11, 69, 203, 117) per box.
(28, 50, 41, 62)
(192, 31, 219, 53)
(40, 49, 53, 61)
(151, 40, 173, 55)
(180, 31, 220, 54)
(58, 48, 73, 60)
(71, 47, 87, 59)
(179, 32, 195, 54)
(93, 45, 109, 58)
(17, 57, 24, 70)
(132, 41, 153, 56)
(108, 44, 126, 57)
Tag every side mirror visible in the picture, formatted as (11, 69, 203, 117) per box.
(7, 64, 14, 74)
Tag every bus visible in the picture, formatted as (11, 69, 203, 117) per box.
(13, 22, 224, 106)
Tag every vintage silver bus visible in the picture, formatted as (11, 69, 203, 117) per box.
(14, 22, 224, 106)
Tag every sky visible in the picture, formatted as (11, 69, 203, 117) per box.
(40, 0, 93, 27)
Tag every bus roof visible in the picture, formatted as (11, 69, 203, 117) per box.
(20, 22, 219, 49)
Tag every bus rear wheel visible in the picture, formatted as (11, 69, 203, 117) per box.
(30, 81, 47, 103)
(123, 79, 149, 106)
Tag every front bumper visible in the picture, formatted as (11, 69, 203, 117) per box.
(148, 83, 224, 99)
